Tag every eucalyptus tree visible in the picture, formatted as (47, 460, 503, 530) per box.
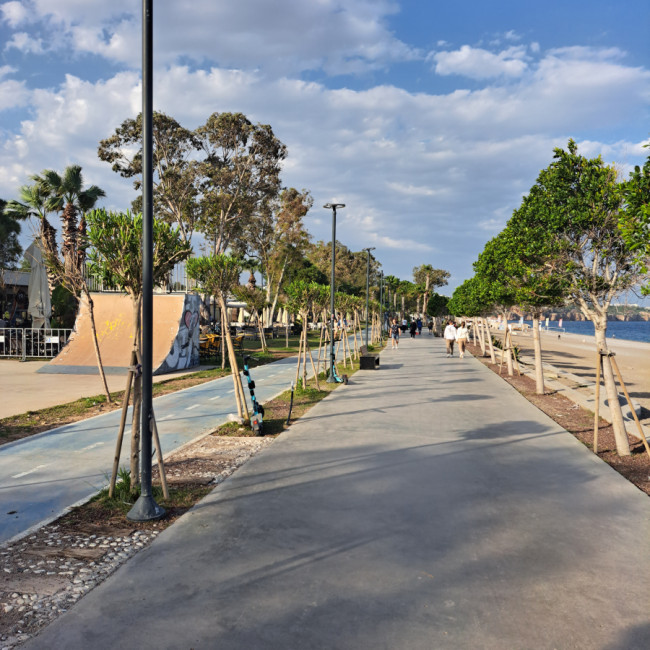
(413, 264, 450, 314)
(619, 153, 650, 294)
(98, 111, 200, 243)
(236, 187, 313, 323)
(513, 140, 643, 456)
(86, 209, 193, 485)
(195, 112, 287, 254)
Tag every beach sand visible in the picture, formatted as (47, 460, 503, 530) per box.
(496, 328, 650, 418)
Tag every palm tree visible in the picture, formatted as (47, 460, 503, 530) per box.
(40, 165, 105, 276)
(5, 181, 59, 291)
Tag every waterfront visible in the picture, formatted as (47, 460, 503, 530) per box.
(512, 319, 650, 343)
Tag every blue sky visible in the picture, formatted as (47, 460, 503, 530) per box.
(1, 0, 649, 301)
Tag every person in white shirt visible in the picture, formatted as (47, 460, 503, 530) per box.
(443, 320, 457, 357)
(456, 321, 469, 358)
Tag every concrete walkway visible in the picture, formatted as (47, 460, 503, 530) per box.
(26, 336, 650, 649)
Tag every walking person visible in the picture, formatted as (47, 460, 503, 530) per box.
(416, 317, 423, 336)
(409, 320, 417, 338)
(390, 318, 400, 349)
(427, 319, 433, 335)
(456, 320, 469, 358)
(443, 320, 457, 357)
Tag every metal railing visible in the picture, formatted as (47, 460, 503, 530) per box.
(0, 328, 72, 360)
(85, 261, 196, 293)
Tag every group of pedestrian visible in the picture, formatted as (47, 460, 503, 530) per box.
(390, 316, 425, 348)
(389, 317, 469, 357)
(443, 320, 469, 358)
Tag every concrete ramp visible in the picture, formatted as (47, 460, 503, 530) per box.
(39, 293, 200, 375)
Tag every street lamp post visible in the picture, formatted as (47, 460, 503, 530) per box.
(128, 0, 164, 522)
(323, 203, 345, 382)
(362, 247, 375, 347)
(379, 271, 384, 340)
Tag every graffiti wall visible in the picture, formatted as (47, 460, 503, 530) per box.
(155, 293, 201, 375)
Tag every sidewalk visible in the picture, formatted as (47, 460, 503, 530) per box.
(26, 337, 650, 649)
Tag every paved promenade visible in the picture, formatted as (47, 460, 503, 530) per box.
(26, 336, 650, 649)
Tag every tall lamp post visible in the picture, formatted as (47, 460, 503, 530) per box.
(362, 247, 375, 347)
(323, 203, 345, 382)
(128, 0, 164, 522)
(379, 271, 384, 340)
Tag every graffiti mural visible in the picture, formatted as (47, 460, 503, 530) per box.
(156, 293, 200, 374)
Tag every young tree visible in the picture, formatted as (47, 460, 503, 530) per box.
(98, 112, 200, 243)
(515, 140, 644, 455)
(86, 209, 193, 486)
(186, 255, 250, 421)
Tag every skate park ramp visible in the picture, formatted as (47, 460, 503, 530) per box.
(38, 293, 200, 375)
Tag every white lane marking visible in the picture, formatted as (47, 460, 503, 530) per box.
(185, 404, 200, 411)
(12, 464, 50, 479)
(159, 413, 175, 420)
(209, 396, 221, 401)
(79, 442, 105, 452)
(226, 389, 234, 394)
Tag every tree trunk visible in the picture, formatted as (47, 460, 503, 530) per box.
(483, 317, 496, 363)
(85, 290, 112, 403)
(61, 203, 78, 278)
(532, 313, 545, 394)
(594, 324, 630, 456)
(221, 308, 226, 369)
(130, 294, 142, 489)
(218, 294, 249, 421)
(255, 309, 267, 352)
(501, 313, 514, 377)
(477, 319, 486, 356)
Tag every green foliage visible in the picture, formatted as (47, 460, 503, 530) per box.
(427, 292, 449, 317)
(0, 199, 23, 270)
(86, 209, 192, 297)
(50, 284, 78, 328)
(285, 280, 327, 315)
(186, 254, 242, 298)
(619, 153, 650, 294)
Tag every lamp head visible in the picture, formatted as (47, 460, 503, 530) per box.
(323, 203, 345, 209)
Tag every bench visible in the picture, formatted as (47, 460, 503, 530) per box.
(359, 345, 380, 370)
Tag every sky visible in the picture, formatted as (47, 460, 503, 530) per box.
(1, 0, 649, 299)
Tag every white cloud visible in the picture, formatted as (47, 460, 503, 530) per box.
(5, 31, 44, 53)
(431, 45, 529, 79)
(6, 0, 418, 75)
(0, 18, 648, 291)
(0, 1, 30, 27)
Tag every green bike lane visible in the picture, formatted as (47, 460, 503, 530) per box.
(25, 336, 650, 649)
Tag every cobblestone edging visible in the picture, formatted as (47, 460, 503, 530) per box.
(1, 436, 273, 649)
(1, 527, 159, 648)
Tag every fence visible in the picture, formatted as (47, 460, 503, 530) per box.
(85, 261, 196, 293)
(0, 328, 72, 360)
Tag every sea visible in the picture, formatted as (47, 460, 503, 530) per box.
(509, 319, 650, 344)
